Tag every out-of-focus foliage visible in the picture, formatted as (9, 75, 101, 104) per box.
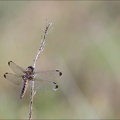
(1, 1, 120, 119)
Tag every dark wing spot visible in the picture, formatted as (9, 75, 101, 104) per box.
(4, 74, 6, 78)
(4, 73, 8, 78)
(56, 70, 59, 72)
(8, 61, 12, 66)
(59, 72, 62, 76)
(53, 82, 58, 90)
(56, 70, 62, 76)
(55, 85, 58, 89)
(53, 82, 56, 84)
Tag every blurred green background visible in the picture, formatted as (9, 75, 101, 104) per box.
(1, 1, 120, 119)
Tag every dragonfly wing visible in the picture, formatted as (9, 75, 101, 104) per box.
(4, 73, 23, 85)
(32, 80, 58, 91)
(8, 61, 25, 75)
(34, 70, 62, 81)
(33, 70, 62, 90)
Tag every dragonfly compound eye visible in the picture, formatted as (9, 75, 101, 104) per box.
(27, 66, 34, 72)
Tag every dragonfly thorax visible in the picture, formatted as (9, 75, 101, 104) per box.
(22, 66, 35, 81)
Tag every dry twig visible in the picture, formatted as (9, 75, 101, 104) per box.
(29, 22, 52, 120)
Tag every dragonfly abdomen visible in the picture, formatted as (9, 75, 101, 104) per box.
(20, 79, 29, 99)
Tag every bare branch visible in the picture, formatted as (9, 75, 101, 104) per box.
(33, 23, 52, 68)
(29, 81, 35, 120)
(28, 22, 52, 120)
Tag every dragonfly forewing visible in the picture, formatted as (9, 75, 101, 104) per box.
(34, 70, 62, 81)
(4, 73, 23, 85)
(8, 61, 25, 76)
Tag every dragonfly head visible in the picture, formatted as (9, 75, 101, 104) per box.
(26, 66, 34, 72)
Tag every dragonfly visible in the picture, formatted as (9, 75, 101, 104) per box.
(4, 61, 62, 99)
